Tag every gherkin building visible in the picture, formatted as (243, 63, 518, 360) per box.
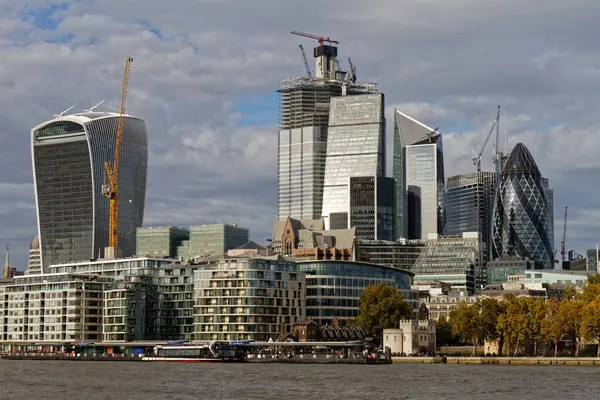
(491, 143, 553, 267)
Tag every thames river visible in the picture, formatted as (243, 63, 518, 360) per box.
(0, 361, 598, 399)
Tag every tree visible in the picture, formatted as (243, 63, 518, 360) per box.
(541, 298, 565, 357)
(478, 298, 507, 355)
(354, 283, 413, 337)
(525, 298, 546, 356)
(581, 298, 600, 358)
(582, 276, 600, 303)
(562, 299, 584, 356)
(449, 301, 483, 355)
(436, 316, 459, 347)
(497, 296, 529, 356)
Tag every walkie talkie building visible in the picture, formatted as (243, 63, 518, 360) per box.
(491, 143, 553, 267)
(31, 112, 147, 270)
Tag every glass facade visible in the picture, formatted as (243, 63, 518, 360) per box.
(541, 177, 554, 258)
(277, 81, 342, 220)
(136, 226, 190, 258)
(487, 256, 535, 286)
(297, 260, 416, 326)
(321, 93, 385, 229)
(32, 113, 147, 270)
(349, 176, 395, 240)
(445, 172, 496, 261)
(188, 224, 249, 257)
(586, 249, 599, 272)
(394, 110, 445, 240)
(492, 143, 553, 268)
(354, 239, 425, 270)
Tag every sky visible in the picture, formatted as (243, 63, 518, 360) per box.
(2, 0, 600, 269)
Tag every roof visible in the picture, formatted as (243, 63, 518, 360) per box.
(395, 109, 440, 146)
(503, 142, 541, 175)
(234, 241, 266, 250)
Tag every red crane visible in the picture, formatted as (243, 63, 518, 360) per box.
(291, 31, 339, 45)
(561, 206, 568, 262)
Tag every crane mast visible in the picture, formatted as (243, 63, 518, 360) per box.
(298, 45, 312, 77)
(472, 105, 500, 172)
(102, 56, 133, 257)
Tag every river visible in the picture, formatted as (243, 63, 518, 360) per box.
(0, 361, 598, 399)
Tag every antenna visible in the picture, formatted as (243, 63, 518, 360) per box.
(84, 100, 106, 112)
(53, 104, 77, 118)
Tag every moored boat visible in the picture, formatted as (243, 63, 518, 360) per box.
(142, 341, 245, 363)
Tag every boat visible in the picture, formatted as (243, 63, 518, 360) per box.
(142, 341, 245, 363)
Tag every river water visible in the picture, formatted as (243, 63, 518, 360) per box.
(1, 361, 598, 399)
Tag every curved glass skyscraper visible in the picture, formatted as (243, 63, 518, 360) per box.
(491, 143, 552, 267)
(32, 112, 147, 270)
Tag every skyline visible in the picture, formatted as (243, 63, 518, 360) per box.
(2, 0, 600, 267)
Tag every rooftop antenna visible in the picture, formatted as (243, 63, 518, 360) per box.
(53, 104, 76, 118)
(84, 100, 106, 112)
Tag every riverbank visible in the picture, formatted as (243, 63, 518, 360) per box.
(392, 356, 600, 366)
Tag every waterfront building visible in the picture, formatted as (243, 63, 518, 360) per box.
(193, 257, 305, 342)
(136, 226, 189, 258)
(187, 224, 249, 258)
(492, 143, 553, 268)
(354, 239, 425, 270)
(411, 232, 482, 294)
(393, 110, 445, 240)
(31, 112, 147, 269)
(486, 256, 535, 286)
(383, 320, 436, 355)
(421, 292, 477, 321)
(0, 273, 112, 342)
(349, 176, 395, 241)
(296, 260, 417, 326)
(271, 217, 354, 261)
(26, 236, 41, 275)
(321, 93, 386, 230)
(445, 172, 496, 261)
(46, 257, 174, 277)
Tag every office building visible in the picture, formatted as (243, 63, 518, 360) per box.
(354, 239, 425, 270)
(492, 143, 553, 268)
(321, 93, 386, 229)
(188, 224, 249, 258)
(136, 226, 190, 258)
(586, 248, 600, 272)
(26, 236, 41, 275)
(193, 257, 305, 342)
(411, 232, 482, 294)
(486, 256, 535, 286)
(541, 177, 554, 258)
(393, 110, 445, 240)
(31, 112, 147, 270)
(277, 40, 378, 221)
(349, 176, 395, 241)
(445, 172, 496, 261)
(297, 260, 417, 326)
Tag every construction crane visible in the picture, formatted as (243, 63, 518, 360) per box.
(298, 45, 312, 77)
(290, 30, 339, 45)
(348, 57, 357, 83)
(102, 56, 133, 253)
(472, 105, 500, 172)
(561, 206, 568, 262)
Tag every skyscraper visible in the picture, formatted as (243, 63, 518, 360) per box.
(541, 177, 555, 258)
(492, 143, 553, 267)
(32, 112, 147, 270)
(321, 93, 385, 229)
(393, 110, 445, 240)
(445, 172, 497, 261)
(349, 176, 395, 241)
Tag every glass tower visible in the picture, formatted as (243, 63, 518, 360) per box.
(491, 143, 553, 267)
(349, 176, 395, 241)
(541, 177, 554, 259)
(32, 112, 147, 270)
(393, 110, 445, 240)
(321, 93, 385, 229)
(446, 172, 497, 261)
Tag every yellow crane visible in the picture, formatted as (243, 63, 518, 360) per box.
(102, 57, 133, 253)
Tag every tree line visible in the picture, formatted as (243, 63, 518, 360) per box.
(444, 275, 600, 357)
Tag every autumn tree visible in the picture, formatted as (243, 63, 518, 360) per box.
(541, 298, 565, 357)
(449, 301, 483, 355)
(525, 298, 546, 356)
(497, 296, 529, 356)
(562, 298, 585, 356)
(581, 298, 600, 358)
(355, 283, 413, 337)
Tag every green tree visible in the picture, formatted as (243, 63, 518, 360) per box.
(582, 276, 600, 303)
(478, 298, 507, 355)
(354, 283, 412, 337)
(436, 316, 459, 347)
(497, 296, 529, 356)
(449, 301, 483, 355)
(581, 298, 600, 358)
(541, 298, 565, 357)
(562, 299, 585, 356)
(525, 298, 546, 356)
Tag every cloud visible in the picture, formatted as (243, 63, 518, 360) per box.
(2, 0, 600, 268)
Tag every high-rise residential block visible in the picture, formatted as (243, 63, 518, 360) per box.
(492, 143, 553, 267)
(349, 176, 395, 241)
(446, 172, 497, 261)
(321, 93, 385, 229)
(394, 110, 445, 240)
(136, 226, 190, 258)
(189, 224, 249, 257)
(31, 112, 147, 270)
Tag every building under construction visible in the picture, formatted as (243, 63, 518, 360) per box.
(277, 31, 378, 221)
